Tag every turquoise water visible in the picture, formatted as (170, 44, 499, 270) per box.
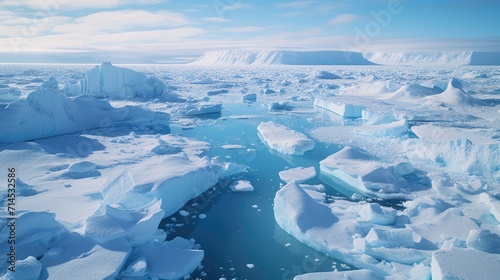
(164, 103, 356, 279)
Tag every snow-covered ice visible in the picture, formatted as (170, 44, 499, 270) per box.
(0, 77, 170, 143)
(1, 61, 500, 280)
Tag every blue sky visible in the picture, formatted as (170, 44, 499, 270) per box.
(0, 0, 499, 63)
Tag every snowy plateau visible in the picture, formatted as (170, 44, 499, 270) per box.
(1, 50, 500, 280)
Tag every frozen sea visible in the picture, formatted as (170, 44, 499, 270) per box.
(1, 63, 500, 279)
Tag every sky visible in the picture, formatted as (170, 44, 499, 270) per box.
(0, 0, 499, 63)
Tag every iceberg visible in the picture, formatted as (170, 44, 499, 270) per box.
(191, 50, 375, 65)
(314, 98, 365, 118)
(364, 51, 500, 65)
(0, 78, 170, 143)
(257, 121, 314, 155)
(64, 62, 179, 101)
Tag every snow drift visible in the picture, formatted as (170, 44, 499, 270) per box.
(0, 78, 170, 143)
(191, 50, 375, 65)
(364, 51, 500, 65)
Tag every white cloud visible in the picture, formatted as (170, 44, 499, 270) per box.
(222, 26, 269, 33)
(0, 0, 164, 11)
(51, 10, 190, 34)
(221, 3, 251, 12)
(277, 1, 316, 9)
(203, 17, 233, 23)
(0, 27, 205, 53)
(328, 14, 358, 25)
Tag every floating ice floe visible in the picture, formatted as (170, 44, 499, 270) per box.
(177, 102, 222, 116)
(315, 71, 342, 80)
(0, 78, 171, 143)
(319, 146, 429, 199)
(314, 98, 365, 118)
(207, 89, 229, 96)
(279, 166, 316, 183)
(229, 180, 254, 192)
(268, 101, 291, 111)
(242, 93, 257, 101)
(257, 121, 314, 155)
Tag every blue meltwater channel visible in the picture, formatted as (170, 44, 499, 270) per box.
(163, 102, 357, 280)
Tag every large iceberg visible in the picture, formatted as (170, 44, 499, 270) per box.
(364, 51, 500, 65)
(191, 50, 375, 65)
(64, 62, 180, 100)
(0, 78, 170, 143)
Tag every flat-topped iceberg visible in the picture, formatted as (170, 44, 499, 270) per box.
(191, 50, 375, 65)
(364, 51, 500, 65)
(257, 121, 314, 155)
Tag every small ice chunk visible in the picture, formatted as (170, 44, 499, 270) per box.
(279, 166, 316, 183)
(314, 98, 365, 118)
(242, 93, 257, 101)
(268, 101, 291, 111)
(199, 213, 207, 219)
(221, 144, 246, 150)
(246, 264, 254, 269)
(229, 180, 254, 192)
(179, 210, 190, 217)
